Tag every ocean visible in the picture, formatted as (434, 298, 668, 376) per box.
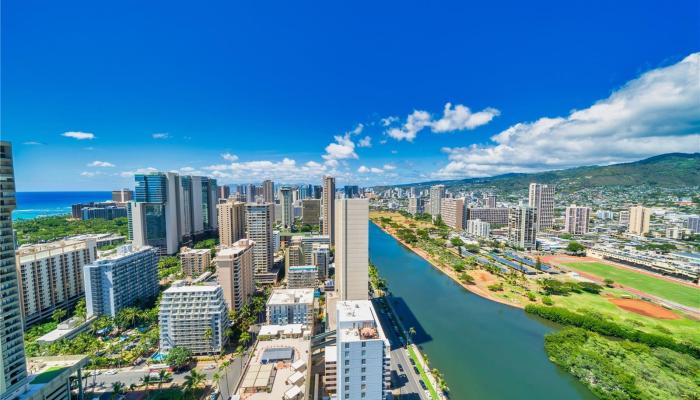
(13, 191, 113, 220)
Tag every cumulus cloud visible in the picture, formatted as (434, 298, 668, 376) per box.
(357, 136, 372, 148)
(120, 167, 159, 178)
(381, 116, 399, 126)
(221, 153, 239, 161)
(152, 133, 170, 139)
(350, 124, 364, 135)
(383, 164, 396, 170)
(80, 171, 97, 177)
(62, 131, 95, 140)
(385, 103, 499, 142)
(323, 133, 358, 163)
(357, 165, 384, 174)
(204, 157, 332, 183)
(434, 53, 700, 179)
(88, 160, 115, 167)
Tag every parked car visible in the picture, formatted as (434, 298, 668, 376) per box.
(419, 379, 427, 390)
(397, 363, 404, 373)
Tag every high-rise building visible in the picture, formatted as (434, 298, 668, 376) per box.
(528, 183, 555, 230)
(179, 247, 212, 278)
(214, 239, 255, 313)
(429, 184, 446, 218)
(15, 238, 97, 328)
(687, 216, 700, 233)
(564, 205, 591, 235)
(335, 300, 391, 400)
(484, 194, 497, 208)
(407, 197, 424, 215)
(619, 210, 630, 226)
(0, 141, 28, 398)
(322, 176, 336, 245)
(245, 203, 274, 280)
(81, 205, 127, 220)
(159, 283, 229, 355)
(218, 184, 231, 200)
(83, 245, 159, 318)
(440, 198, 464, 230)
(466, 219, 490, 238)
(465, 207, 509, 225)
(335, 198, 369, 301)
(508, 207, 538, 249)
(287, 265, 318, 289)
(628, 205, 651, 235)
(301, 199, 321, 226)
(344, 185, 360, 199)
(217, 199, 246, 247)
(285, 244, 304, 278)
(245, 183, 256, 203)
(313, 185, 323, 199)
(280, 186, 294, 228)
(178, 175, 219, 241)
(312, 244, 331, 280)
(262, 180, 274, 203)
(266, 288, 314, 326)
(112, 188, 133, 203)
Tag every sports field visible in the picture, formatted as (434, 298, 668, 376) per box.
(562, 261, 700, 308)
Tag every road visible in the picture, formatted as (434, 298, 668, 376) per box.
(373, 298, 429, 400)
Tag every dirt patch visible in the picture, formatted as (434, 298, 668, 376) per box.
(475, 270, 498, 285)
(609, 298, 680, 320)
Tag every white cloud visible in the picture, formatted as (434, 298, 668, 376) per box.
(88, 160, 115, 167)
(203, 157, 331, 183)
(221, 153, 239, 161)
(179, 166, 196, 172)
(357, 165, 384, 174)
(23, 141, 43, 145)
(383, 164, 396, 170)
(385, 103, 500, 142)
(431, 103, 500, 133)
(357, 136, 372, 148)
(357, 165, 370, 173)
(350, 124, 364, 135)
(323, 133, 358, 163)
(381, 116, 399, 126)
(434, 53, 700, 179)
(152, 133, 170, 139)
(62, 131, 95, 140)
(120, 167, 159, 178)
(80, 171, 97, 177)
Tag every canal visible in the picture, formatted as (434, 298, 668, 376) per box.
(368, 222, 595, 400)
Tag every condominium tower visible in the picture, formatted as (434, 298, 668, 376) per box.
(335, 198, 369, 301)
(215, 239, 255, 313)
(179, 247, 212, 278)
(266, 288, 315, 326)
(301, 199, 321, 226)
(528, 183, 555, 230)
(322, 176, 336, 245)
(564, 205, 591, 235)
(217, 199, 246, 247)
(83, 245, 159, 318)
(0, 141, 27, 399)
(280, 186, 294, 229)
(429, 184, 446, 218)
(262, 180, 274, 203)
(15, 238, 97, 328)
(628, 205, 651, 235)
(440, 198, 464, 230)
(244, 203, 274, 279)
(508, 207, 538, 249)
(159, 283, 229, 355)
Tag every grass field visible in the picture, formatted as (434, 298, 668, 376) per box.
(562, 261, 700, 308)
(551, 290, 700, 347)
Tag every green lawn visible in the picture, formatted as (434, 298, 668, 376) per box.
(30, 367, 67, 384)
(562, 261, 700, 308)
(551, 290, 700, 347)
(407, 346, 438, 400)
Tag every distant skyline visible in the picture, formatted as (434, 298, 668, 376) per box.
(2, 0, 699, 191)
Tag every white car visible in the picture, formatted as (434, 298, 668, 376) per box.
(105, 369, 118, 375)
(204, 364, 216, 370)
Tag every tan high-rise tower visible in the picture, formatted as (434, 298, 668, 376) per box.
(217, 199, 246, 247)
(528, 183, 555, 230)
(322, 176, 336, 245)
(628, 205, 651, 235)
(215, 239, 255, 313)
(335, 198, 369, 301)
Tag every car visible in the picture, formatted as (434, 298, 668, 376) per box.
(414, 366, 420, 374)
(409, 357, 415, 365)
(419, 379, 427, 390)
(204, 364, 216, 370)
(104, 369, 118, 375)
(89, 371, 100, 376)
(397, 363, 404, 373)
(425, 389, 432, 398)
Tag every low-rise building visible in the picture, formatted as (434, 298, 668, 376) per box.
(159, 283, 229, 355)
(465, 207, 509, 225)
(179, 247, 211, 277)
(287, 265, 318, 289)
(20, 356, 89, 400)
(266, 288, 315, 326)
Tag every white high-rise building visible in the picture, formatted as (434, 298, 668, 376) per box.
(628, 205, 651, 235)
(159, 283, 229, 355)
(335, 199, 369, 301)
(528, 183, 555, 230)
(245, 203, 274, 279)
(335, 300, 391, 400)
(280, 186, 294, 229)
(429, 184, 446, 218)
(266, 288, 314, 326)
(407, 197, 424, 215)
(215, 239, 255, 313)
(688, 216, 700, 233)
(466, 219, 490, 238)
(564, 205, 591, 235)
(15, 238, 97, 328)
(217, 199, 246, 247)
(322, 176, 336, 245)
(84, 245, 159, 318)
(508, 207, 538, 249)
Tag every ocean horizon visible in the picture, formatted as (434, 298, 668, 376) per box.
(13, 191, 113, 220)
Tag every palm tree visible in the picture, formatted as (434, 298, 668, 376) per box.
(110, 381, 125, 399)
(157, 369, 169, 392)
(52, 308, 67, 324)
(204, 327, 213, 348)
(183, 369, 206, 399)
(140, 374, 152, 399)
(239, 331, 251, 348)
(408, 326, 417, 341)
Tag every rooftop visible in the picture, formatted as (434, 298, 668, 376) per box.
(164, 283, 220, 293)
(21, 356, 89, 399)
(268, 288, 314, 305)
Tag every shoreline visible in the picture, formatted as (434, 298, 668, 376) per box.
(370, 220, 525, 310)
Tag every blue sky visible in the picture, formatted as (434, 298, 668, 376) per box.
(2, 0, 699, 191)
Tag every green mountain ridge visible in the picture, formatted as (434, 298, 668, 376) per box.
(380, 153, 700, 191)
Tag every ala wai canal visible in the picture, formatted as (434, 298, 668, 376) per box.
(368, 222, 595, 400)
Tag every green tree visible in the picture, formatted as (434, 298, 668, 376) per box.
(74, 298, 87, 320)
(140, 375, 152, 399)
(566, 241, 586, 253)
(52, 308, 67, 324)
(408, 326, 416, 339)
(183, 369, 206, 399)
(460, 272, 475, 284)
(157, 369, 170, 392)
(165, 346, 192, 371)
(604, 278, 615, 287)
(110, 381, 125, 399)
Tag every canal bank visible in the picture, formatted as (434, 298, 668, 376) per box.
(369, 222, 596, 400)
